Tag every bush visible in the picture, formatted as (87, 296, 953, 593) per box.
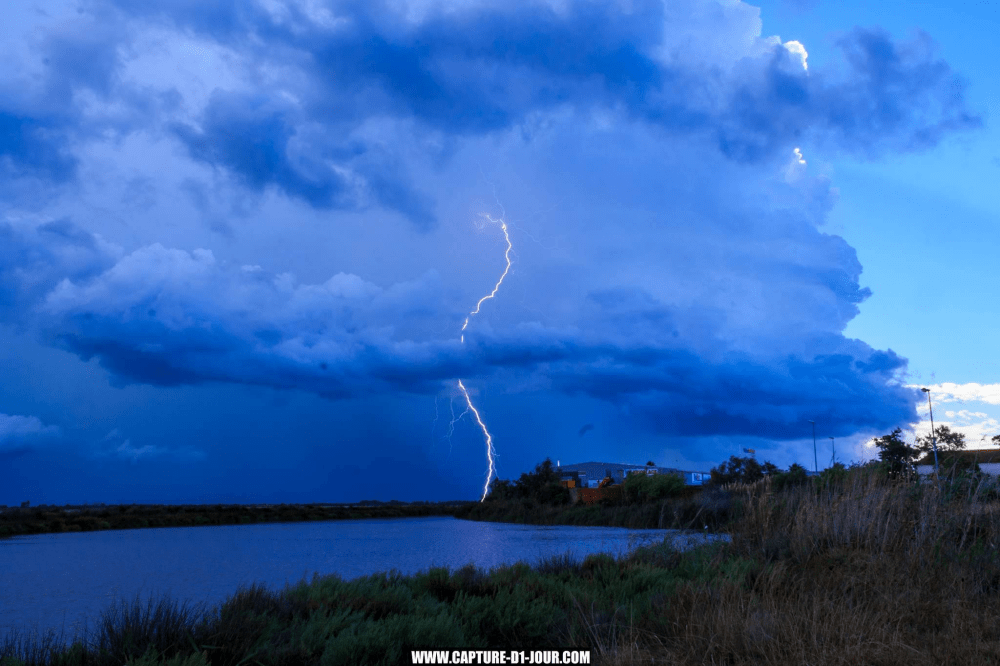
(708, 456, 764, 486)
(772, 463, 810, 492)
(812, 462, 849, 492)
(622, 473, 686, 503)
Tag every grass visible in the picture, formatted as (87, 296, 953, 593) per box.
(6, 465, 1000, 664)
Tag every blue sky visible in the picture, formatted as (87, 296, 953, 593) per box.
(1, 0, 997, 504)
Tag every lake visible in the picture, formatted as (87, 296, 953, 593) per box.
(0, 516, 728, 644)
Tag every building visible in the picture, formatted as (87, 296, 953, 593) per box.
(913, 449, 1000, 477)
(556, 461, 709, 487)
(684, 471, 708, 485)
(556, 469, 588, 489)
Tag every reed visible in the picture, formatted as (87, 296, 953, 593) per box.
(647, 467, 1000, 665)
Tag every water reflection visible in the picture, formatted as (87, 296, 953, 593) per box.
(0, 516, 728, 643)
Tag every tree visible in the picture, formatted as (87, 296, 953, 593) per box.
(646, 460, 656, 467)
(991, 434, 1000, 447)
(872, 428, 918, 479)
(486, 478, 515, 501)
(485, 458, 570, 504)
(709, 455, 763, 486)
(761, 461, 780, 476)
(514, 458, 570, 505)
(916, 424, 966, 454)
(771, 463, 809, 492)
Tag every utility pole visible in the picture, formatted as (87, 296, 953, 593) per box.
(921, 388, 940, 479)
(829, 436, 835, 466)
(808, 420, 817, 473)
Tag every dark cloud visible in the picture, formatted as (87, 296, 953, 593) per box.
(0, 217, 917, 441)
(0, 111, 77, 182)
(76, 0, 979, 223)
(170, 90, 436, 227)
(0, 2, 979, 217)
(0, 9, 162, 196)
(550, 340, 917, 439)
(819, 27, 981, 155)
(0, 219, 121, 327)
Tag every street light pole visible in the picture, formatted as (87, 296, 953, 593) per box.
(921, 388, 940, 478)
(829, 436, 835, 466)
(809, 420, 817, 473)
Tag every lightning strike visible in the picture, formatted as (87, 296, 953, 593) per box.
(460, 215, 513, 344)
(458, 378, 496, 500)
(458, 213, 513, 501)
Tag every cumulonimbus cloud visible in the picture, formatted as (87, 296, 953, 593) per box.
(0, 0, 980, 448)
(0, 213, 920, 440)
(0, 0, 978, 225)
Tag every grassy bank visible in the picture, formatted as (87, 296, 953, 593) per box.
(6, 464, 1000, 664)
(1, 533, 740, 666)
(0, 501, 473, 539)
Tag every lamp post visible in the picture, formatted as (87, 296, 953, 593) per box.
(921, 388, 940, 478)
(829, 436, 835, 466)
(808, 420, 817, 473)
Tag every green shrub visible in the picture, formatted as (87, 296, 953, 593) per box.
(772, 463, 809, 492)
(814, 462, 849, 490)
(622, 473, 686, 503)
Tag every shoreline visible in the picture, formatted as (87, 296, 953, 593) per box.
(0, 501, 474, 539)
(1, 524, 731, 663)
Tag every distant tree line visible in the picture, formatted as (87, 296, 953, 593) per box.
(488, 427, 1000, 506)
(707, 426, 1000, 487)
(707, 455, 831, 491)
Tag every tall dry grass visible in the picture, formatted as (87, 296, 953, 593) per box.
(645, 468, 1000, 665)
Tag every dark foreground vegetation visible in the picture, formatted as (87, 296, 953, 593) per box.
(7, 456, 1000, 665)
(0, 501, 472, 539)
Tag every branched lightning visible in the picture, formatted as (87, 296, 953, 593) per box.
(458, 213, 513, 501)
(461, 215, 513, 344)
(444, 398, 468, 455)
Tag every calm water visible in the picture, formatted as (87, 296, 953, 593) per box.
(0, 516, 728, 643)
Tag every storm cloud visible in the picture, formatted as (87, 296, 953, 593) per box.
(0, 0, 983, 500)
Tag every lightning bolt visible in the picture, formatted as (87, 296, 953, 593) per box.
(461, 215, 513, 344)
(443, 397, 468, 456)
(458, 213, 513, 501)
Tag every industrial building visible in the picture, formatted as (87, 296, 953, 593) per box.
(555, 461, 708, 487)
